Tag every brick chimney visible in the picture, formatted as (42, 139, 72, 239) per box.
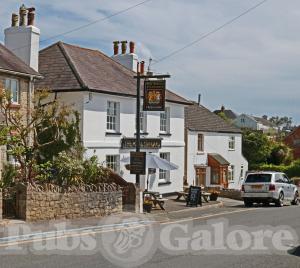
(4, 5, 40, 71)
(111, 40, 138, 72)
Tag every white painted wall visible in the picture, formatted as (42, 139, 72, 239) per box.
(54, 91, 185, 194)
(5, 25, 40, 72)
(187, 131, 248, 189)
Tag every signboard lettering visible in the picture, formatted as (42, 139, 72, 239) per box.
(130, 152, 146, 175)
(121, 138, 161, 150)
(186, 186, 202, 207)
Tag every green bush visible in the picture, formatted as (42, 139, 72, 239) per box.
(82, 155, 109, 184)
(253, 160, 300, 178)
(0, 163, 17, 188)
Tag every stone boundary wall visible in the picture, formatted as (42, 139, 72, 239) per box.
(219, 189, 243, 201)
(16, 184, 122, 221)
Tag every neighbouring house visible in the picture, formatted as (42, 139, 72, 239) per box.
(233, 114, 277, 134)
(284, 126, 300, 160)
(0, 8, 41, 177)
(213, 105, 238, 121)
(185, 103, 248, 190)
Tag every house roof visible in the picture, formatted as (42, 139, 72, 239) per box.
(213, 109, 237, 120)
(253, 116, 276, 127)
(208, 153, 230, 165)
(36, 42, 191, 105)
(0, 43, 40, 77)
(185, 103, 242, 133)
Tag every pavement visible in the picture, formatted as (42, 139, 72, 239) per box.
(0, 198, 299, 268)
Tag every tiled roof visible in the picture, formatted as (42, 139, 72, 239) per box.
(253, 116, 276, 127)
(36, 42, 191, 105)
(0, 43, 40, 77)
(213, 109, 237, 120)
(185, 103, 242, 133)
(208, 153, 230, 165)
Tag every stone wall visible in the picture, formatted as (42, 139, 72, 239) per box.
(219, 189, 242, 201)
(16, 184, 122, 221)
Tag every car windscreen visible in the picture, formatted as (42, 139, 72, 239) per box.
(245, 174, 272, 183)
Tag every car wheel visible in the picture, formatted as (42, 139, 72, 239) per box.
(275, 192, 284, 207)
(291, 192, 299, 206)
(244, 200, 253, 207)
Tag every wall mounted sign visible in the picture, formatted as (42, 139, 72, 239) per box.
(130, 152, 146, 175)
(143, 80, 166, 111)
(121, 138, 162, 150)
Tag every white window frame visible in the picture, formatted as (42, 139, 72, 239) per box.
(159, 152, 170, 182)
(160, 107, 170, 133)
(228, 136, 235, 150)
(5, 78, 19, 104)
(106, 155, 120, 173)
(228, 165, 235, 181)
(106, 101, 120, 132)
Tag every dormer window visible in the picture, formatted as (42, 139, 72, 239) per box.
(5, 78, 19, 104)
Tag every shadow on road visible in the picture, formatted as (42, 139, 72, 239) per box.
(287, 246, 300, 257)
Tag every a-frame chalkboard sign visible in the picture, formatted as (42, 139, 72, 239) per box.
(186, 186, 202, 207)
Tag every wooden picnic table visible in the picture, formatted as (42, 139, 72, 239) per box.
(143, 191, 167, 210)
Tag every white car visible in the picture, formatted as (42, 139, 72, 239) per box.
(241, 171, 299, 207)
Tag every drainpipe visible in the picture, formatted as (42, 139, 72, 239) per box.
(28, 76, 34, 146)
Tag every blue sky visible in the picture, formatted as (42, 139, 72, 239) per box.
(1, 0, 299, 124)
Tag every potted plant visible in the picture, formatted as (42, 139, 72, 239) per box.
(143, 194, 152, 213)
(209, 190, 220, 201)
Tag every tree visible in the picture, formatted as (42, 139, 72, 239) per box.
(242, 130, 273, 168)
(269, 116, 293, 130)
(0, 89, 81, 184)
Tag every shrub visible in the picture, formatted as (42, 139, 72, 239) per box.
(0, 163, 17, 188)
(82, 155, 109, 184)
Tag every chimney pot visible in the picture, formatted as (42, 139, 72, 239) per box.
(113, 41, 120, 55)
(140, 61, 145, 74)
(27, 7, 36, 26)
(11, 13, 19, 27)
(19, 4, 27, 26)
(121, 40, 127, 54)
(129, 41, 135, 54)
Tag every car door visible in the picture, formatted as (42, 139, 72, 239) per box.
(275, 174, 286, 198)
(283, 174, 294, 200)
(281, 174, 292, 200)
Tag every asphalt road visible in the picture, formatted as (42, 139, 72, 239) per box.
(0, 201, 299, 268)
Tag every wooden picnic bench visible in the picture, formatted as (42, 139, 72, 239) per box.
(176, 190, 211, 203)
(144, 191, 167, 211)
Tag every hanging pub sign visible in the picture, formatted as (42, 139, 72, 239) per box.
(143, 80, 166, 111)
(130, 152, 146, 175)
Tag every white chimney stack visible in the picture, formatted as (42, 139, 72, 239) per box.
(4, 5, 40, 72)
(111, 41, 138, 72)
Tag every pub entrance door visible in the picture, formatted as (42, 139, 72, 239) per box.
(195, 167, 206, 187)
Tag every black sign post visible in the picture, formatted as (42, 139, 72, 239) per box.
(134, 72, 170, 187)
(186, 186, 202, 207)
(130, 152, 146, 175)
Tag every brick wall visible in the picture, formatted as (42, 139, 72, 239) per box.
(16, 184, 122, 221)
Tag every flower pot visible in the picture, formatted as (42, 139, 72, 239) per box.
(143, 203, 152, 213)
